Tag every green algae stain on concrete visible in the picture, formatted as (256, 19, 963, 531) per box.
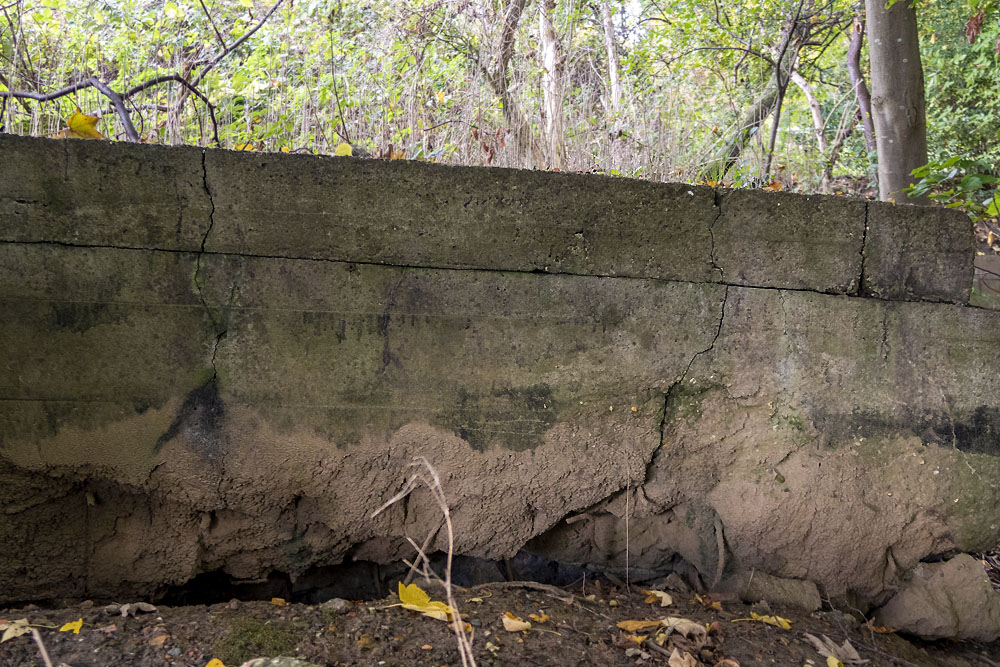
(431, 383, 558, 452)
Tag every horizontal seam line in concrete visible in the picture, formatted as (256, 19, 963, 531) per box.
(1, 238, 967, 305)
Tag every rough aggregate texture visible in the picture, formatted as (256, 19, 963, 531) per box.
(0, 135, 994, 633)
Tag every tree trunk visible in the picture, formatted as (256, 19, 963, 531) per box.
(600, 0, 622, 115)
(846, 14, 876, 154)
(600, 0, 622, 169)
(538, 0, 566, 170)
(492, 0, 540, 164)
(864, 0, 928, 204)
(698, 23, 801, 182)
(791, 69, 827, 154)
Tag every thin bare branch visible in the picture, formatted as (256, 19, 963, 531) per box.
(87, 76, 139, 142)
(190, 0, 285, 89)
(198, 0, 228, 49)
(122, 74, 220, 146)
(0, 79, 90, 100)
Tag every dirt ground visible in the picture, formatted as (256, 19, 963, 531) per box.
(2, 578, 999, 667)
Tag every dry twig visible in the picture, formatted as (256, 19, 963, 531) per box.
(372, 456, 476, 667)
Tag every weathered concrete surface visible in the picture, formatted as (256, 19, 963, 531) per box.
(0, 134, 973, 300)
(713, 189, 867, 294)
(875, 554, 1000, 640)
(863, 201, 974, 303)
(0, 135, 209, 250)
(0, 135, 993, 622)
(534, 288, 1000, 604)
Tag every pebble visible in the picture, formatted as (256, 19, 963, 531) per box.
(321, 597, 350, 613)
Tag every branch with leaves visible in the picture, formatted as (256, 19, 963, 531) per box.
(0, 0, 284, 144)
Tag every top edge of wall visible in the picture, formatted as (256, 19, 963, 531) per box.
(0, 133, 973, 303)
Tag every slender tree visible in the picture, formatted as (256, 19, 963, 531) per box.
(864, 0, 929, 203)
(539, 0, 567, 169)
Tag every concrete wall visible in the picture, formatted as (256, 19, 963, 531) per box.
(1, 133, 996, 607)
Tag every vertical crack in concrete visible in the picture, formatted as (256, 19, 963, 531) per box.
(653, 284, 731, 474)
(709, 189, 726, 282)
(857, 201, 870, 296)
(880, 309, 890, 361)
(196, 149, 224, 379)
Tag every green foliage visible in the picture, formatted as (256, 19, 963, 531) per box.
(0, 0, 994, 194)
(919, 1, 1000, 166)
(908, 156, 1000, 221)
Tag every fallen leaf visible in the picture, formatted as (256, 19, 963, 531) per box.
(234, 142, 255, 151)
(625, 633, 648, 644)
(528, 612, 549, 623)
(356, 633, 377, 649)
(662, 616, 708, 640)
(617, 619, 663, 632)
(0, 619, 30, 643)
(395, 582, 456, 622)
(117, 602, 157, 617)
(148, 634, 169, 646)
(668, 648, 698, 667)
(59, 618, 83, 634)
(205, 660, 225, 667)
(48, 109, 106, 139)
(695, 593, 723, 610)
(732, 611, 791, 629)
(270, 597, 287, 606)
(828, 656, 845, 667)
(502, 612, 531, 632)
(421, 644, 433, 649)
(865, 619, 892, 633)
(334, 142, 353, 156)
(625, 646, 652, 660)
(643, 589, 673, 607)
(803, 633, 868, 664)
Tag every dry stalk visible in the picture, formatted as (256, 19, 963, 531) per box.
(30, 629, 54, 667)
(371, 456, 477, 667)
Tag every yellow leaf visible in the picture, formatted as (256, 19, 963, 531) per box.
(67, 111, 105, 139)
(437, 90, 445, 104)
(234, 142, 255, 151)
(205, 660, 226, 667)
(732, 611, 791, 629)
(1, 619, 31, 642)
(59, 618, 83, 634)
(501, 612, 531, 632)
(334, 142, 353, 156)
(625, 633, 648, 644)
(617, 619, 663, 632)
(643, 589, 673, 606)
(396, 582, 456, 622)
(280, 146, 291, 153)
(528, 612, 549, 623)
(270, 597, 287, 606)
(827, 656, 844, 667)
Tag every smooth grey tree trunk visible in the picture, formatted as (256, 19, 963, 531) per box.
(539, 0, 567, 170)
(865, 0, 929, 204)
